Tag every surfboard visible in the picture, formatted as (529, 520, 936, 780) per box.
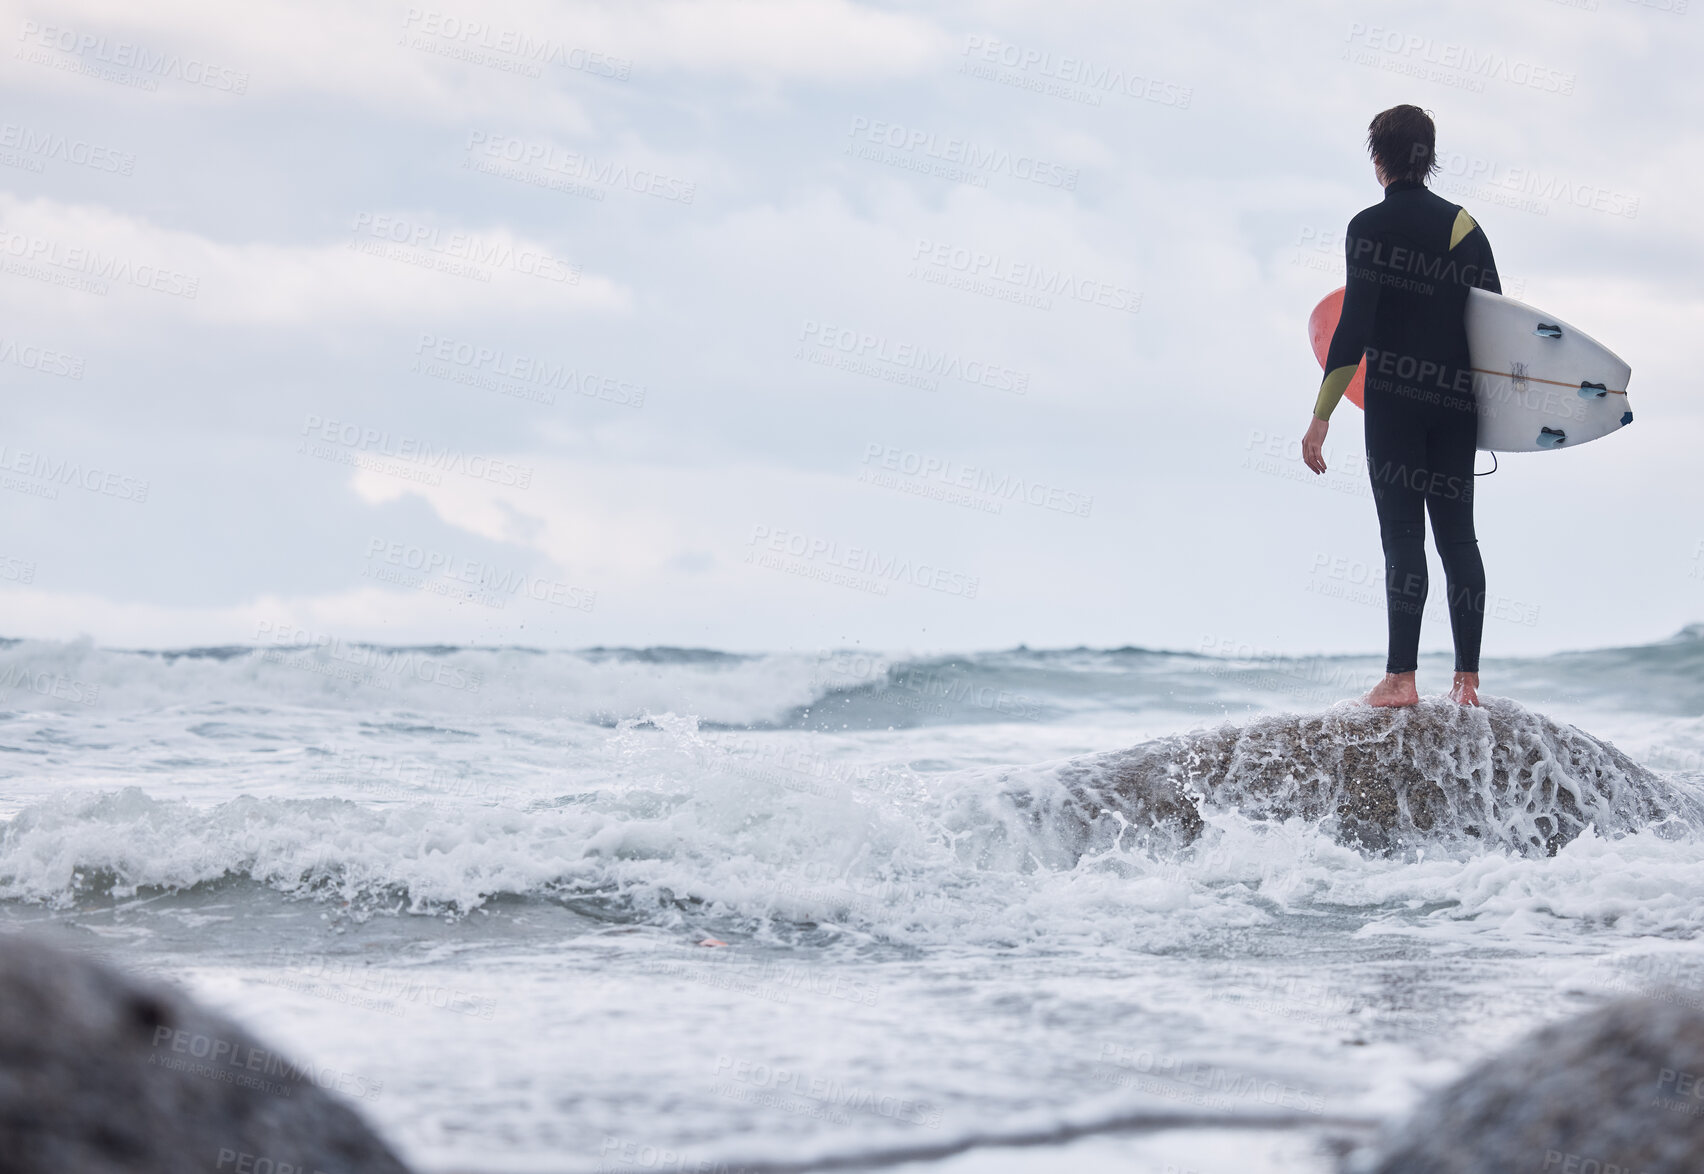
(1307, 286, 1634, 453)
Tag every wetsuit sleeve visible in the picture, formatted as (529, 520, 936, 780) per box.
(1450, 207, 1500, 294)
(1475, 230, 1501, 294)
(1314, 220, 1379, 421)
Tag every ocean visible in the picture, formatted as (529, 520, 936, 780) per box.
(3, 629, 1703, 1174)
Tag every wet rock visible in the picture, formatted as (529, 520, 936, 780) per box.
(1049, 696, 1696, 856)
(0, 934, 411, 1174)
(1367, 996, 1704, 1173)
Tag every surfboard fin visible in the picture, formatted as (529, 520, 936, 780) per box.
(1538, 427, 1567, 448)
(1578, 382, 1608, 399)
(1620, 411, 1633, 427)
(1535, 323, 1563, 339)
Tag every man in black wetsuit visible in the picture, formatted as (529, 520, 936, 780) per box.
(1300, 105, 1501, 708)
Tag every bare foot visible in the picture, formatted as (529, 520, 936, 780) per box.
(1363, 672, 1419, 708)
(1448, 672, 1480, 706)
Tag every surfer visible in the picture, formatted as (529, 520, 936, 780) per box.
(1300, 105, 1501, 708)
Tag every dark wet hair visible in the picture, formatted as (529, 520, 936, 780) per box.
(1366, 105, 1437, 183)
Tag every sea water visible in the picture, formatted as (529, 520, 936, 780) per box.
(3, 630, 1704, 1173)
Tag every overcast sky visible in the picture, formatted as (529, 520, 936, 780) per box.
(2, 0, 1699, 659)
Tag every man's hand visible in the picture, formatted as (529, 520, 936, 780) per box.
(1302, 417, 1329, 474)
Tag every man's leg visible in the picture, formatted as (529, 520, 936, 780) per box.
(1364, 395, 1428, 706)
(1425, 399, 1486, 703)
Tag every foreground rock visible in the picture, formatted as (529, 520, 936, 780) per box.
(1368, 996, 1704, 1173)
(1043, 696, 1698, 856)
(0, 935, 411, 1174)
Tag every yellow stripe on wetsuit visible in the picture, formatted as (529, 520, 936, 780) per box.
(1313, 364, 1359, 422)
(1449, 209, 1478, 251)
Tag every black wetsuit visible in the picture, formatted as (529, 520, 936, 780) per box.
(1313, 179, 1501, 675)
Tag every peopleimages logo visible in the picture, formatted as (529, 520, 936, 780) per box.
(400, 9, 632, 80)
(16, 20, 251, 93)
(464, 132, 696, 203)
(1094, 1042, 1327, 1115)
(861, 443, 1093, 517)
(1344, 24, 1577, 94)
(1, 664, 100, 704)
(845, 117, 1079, 191)
(412, 333, 647, 407)
(0, 122, 136, 175)
(298, 414, 534, 488)
(0, 230, 200, 298)
(1432, 150, 1638, 219)
(959, 36, 1193, 108)
(797, 320, 1030, 395)
(0, 553, 37, 584)
(746, 525, 981, 599)
(0, 444, 149, 502)
(255, 620, 484, 694)
(911, 239, 1142, 315)
(149, 1024, 381, 1101)
(713, 1055, 940, 1126)
(364, 538, 596, 612)
(349, 213, 580, 285)
(0, 336, 85, 379)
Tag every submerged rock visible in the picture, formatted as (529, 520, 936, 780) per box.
(1367, 996, 1704, 1173)
(0, 935, 411, 1174)
(1046, 696, 1698, 856)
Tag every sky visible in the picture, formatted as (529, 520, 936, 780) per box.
(1, 0, 1700, 659)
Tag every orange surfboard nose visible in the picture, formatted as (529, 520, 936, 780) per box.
(1307, 286, 1365, 410)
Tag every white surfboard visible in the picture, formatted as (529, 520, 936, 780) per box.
(1467, 288, 1633, 453)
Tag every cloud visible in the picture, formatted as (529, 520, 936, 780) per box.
(2, 0, 951, 117)
(580, 0, 952, 79)
(0, 193, 630, 325)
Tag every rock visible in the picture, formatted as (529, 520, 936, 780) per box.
(0, 934, 411, 1174)
(1367, 996, 1704, 1173)
(1040, 696, 1698, 857)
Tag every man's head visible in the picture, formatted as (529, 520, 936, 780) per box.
(1366, 105, 1437, 186)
